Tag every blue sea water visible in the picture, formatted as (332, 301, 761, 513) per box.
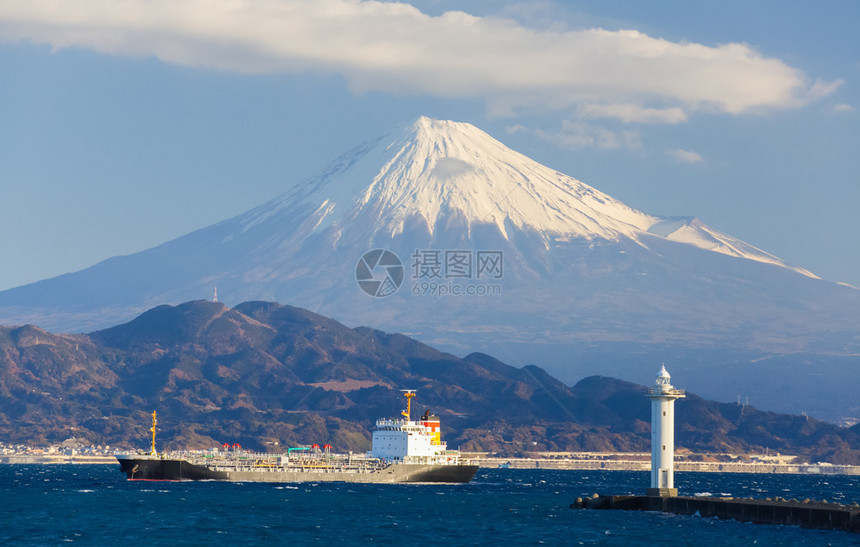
(1, 465, 858, 545)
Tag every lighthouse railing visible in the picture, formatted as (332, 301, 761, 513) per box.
(647, 387, 685, 397)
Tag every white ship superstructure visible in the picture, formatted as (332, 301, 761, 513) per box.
(371, 390, 461, 465)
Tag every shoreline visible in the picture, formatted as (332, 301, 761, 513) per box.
(0, 455, 118, 465)
(469, 457, 860, 475)
(3, 453, 859, 475)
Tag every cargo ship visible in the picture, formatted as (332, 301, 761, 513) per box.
(116, 390, 479, 483)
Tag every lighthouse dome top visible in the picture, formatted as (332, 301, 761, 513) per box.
(655, 365, 671, 385)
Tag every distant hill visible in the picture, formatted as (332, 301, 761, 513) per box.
(1, 300, 858, 463)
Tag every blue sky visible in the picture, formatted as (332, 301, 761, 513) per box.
(0, 0, 857, 292)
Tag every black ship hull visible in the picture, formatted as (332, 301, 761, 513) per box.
(118, 456, 228, 481)
(401, 463, 480, 483)
(117, 455, 478, 483)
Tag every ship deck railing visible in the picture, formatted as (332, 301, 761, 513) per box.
(121, 449, 467, 470)
(174, 450, 388, 472)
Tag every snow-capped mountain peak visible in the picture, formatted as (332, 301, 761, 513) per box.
(241, 117, 813, 277)
(349, 117, 659, 240)
(245, 117, 659, 243)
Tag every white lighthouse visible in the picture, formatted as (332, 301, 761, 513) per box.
(646, 365, 685, 497)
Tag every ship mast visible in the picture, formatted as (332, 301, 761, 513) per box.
(400, 390, 416, 421)
(150, 410, 158, 456)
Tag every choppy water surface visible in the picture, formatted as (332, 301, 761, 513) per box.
(2, 465, 858, 545)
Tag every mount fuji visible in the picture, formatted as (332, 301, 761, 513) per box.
(2, 117, 858, 421)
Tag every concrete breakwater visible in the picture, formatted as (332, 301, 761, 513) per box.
(572, 494, 860, 533)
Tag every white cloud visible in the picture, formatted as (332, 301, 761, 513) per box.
(0, 0, 836, 119)
(809, 78, 843, 99)
(833, 103, 854, 113)
(583, 103, 688, 124)
(508, 122, 642, 151)
(670, 149, 704, 164)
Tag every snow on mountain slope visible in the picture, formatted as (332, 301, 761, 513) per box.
(236, 117, 659, 241)
(647, 217, 818, 278)
(234, 117, 813, 276)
